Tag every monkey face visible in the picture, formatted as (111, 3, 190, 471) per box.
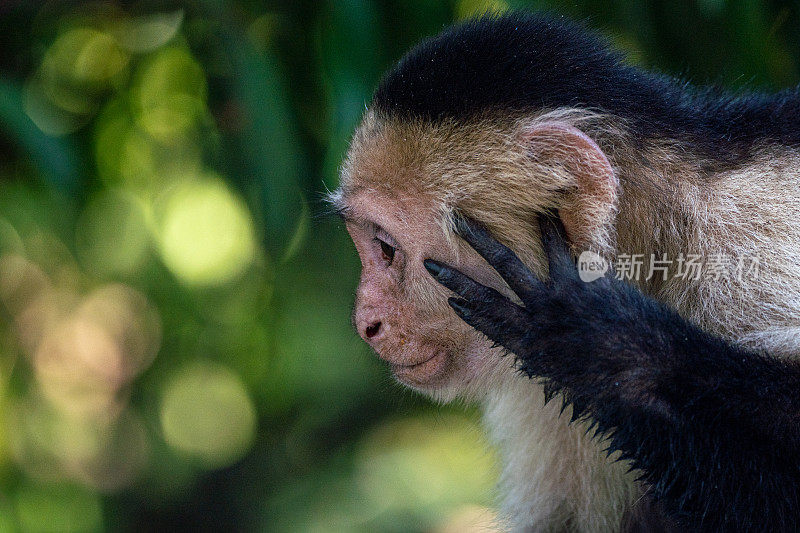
(341, 190, 507, 399)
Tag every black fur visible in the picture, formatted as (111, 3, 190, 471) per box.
(424, 213, 800, 532)
(373, 13, 800, 152)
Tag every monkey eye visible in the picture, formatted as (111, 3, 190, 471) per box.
(377, 237, 396, 264)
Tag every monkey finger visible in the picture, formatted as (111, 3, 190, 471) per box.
(453, 214, 544, 300)
(424, 259, 516, 307)
(538, 211, 579, 282)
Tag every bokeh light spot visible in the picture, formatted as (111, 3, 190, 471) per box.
(68, 409, 150, 492)
(0, 255, 51, 317)
(76, 35, 127, 86)
(130, 46, 210, 144)
(355, 415, 497, 520)
(43, 28, 128, 87)
(94, 100, 203, 192)
(76, 190, 150, 277)
(23, 78, 90, 137)
(76, 284, 161, 381)
(34, 317, 122, 416)
(160, 362, 256, 468)
(24, 27, 129, 136)
(135, 47, 207, 110)
(157, 178, 256, 285)
(29, 283, 160, 418)
(113, 10, 185, 53)
(136, 93, 207, 144)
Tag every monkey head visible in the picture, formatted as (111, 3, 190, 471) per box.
(333, 109, 619, 402)
(333, 16, 628, 402)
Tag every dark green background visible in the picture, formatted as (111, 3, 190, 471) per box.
(0, 1, 797, 531)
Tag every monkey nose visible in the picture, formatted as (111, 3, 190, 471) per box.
(365, 321, 382, 339)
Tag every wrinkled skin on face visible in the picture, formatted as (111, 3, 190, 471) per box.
(342, 190, 513, 400)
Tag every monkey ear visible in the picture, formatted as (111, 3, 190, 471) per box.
(521, 122, 618, 252)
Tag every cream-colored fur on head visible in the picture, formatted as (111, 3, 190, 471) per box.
(334, 106, 800, 531)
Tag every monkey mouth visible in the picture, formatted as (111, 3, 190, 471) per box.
(391, 353, 439, 369)
(389, 351, 449, 385)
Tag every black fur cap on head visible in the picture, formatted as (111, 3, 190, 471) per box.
(372, 12, 800, 148)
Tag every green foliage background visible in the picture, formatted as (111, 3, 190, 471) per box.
(0, 1, 797, 531)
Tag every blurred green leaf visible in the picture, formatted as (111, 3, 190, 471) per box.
(202, 2, 306, 261)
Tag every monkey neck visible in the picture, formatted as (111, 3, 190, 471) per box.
(481, 367, 640, 531)
(615, 142, 682, 229)
(611, 143, 709, 297)
(611, 138, 795, 264)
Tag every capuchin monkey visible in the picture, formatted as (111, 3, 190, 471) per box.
(332, 12, 800, 533)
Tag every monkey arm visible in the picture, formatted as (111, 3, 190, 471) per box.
(424, 213, 800, 532)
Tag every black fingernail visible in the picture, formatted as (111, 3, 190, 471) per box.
(423, 259, 442, 276)
(448, 297, 471, 318)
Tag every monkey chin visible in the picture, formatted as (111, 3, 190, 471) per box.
(386, 340, 504, 402)
(388, 350, 452, 390)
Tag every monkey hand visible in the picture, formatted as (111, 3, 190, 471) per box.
(425, 213, 800, 530)
(423, 212, 687, 408)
